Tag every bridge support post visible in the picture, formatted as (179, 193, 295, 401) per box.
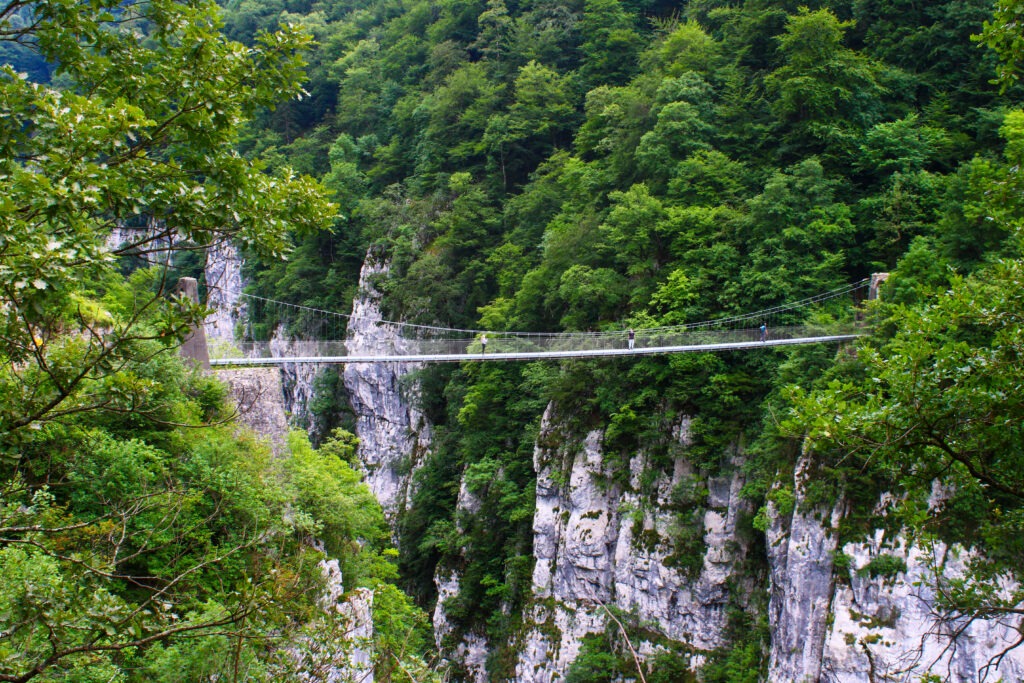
(868, 272, 890, 301)
(175, 277, 210, 370)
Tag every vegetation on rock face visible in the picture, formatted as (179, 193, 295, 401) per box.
(7, 0, 1024, 678)
(225, 0, 1024, 674)
(791, 234, 1024, 631)
(0, 1, 433, 680)
(228, 0, 1016, 652)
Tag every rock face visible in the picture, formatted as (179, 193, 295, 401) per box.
(200, 240, 326, 433)
(767, 450, 1024, 683)
(766, 448, 846, 682)
(204, 241, 246, 345)
(200, 246, 297, 453)
(269, 326, 327, 439)
(511, 405, 752, 681)
(342, 254, 432, 522)
(218, 367, 290, 453)
(105, 221, 165, 255)
(432, 479, 491, 683)
(824, 538, 1024, 682)
(297, 544, 375, 683)
(335, 588, 375, 683)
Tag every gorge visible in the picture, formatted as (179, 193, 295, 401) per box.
(6, 0, 1024, 679)
(210, 246, 1024, 681)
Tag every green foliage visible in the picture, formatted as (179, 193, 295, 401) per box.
(14, 0, 1019, 675)
(579, 0, 643, 89)
(371, 583, 439, 682)
(765, 8, 890, 162)
(0, 371, 431, 680)
(700, 609, 769, 683)
(789, 225, 1024, 620)
(0, 0, 335, 445)
(282, 430, 393, 582)
(209, 0, 1024, 675)
(0, 1, 444, 679)
(564, 623, 635, 683)
(565, 607, 702, 683)
(857, 553, 908, 580)
(566, 641, 621, 683)
(978, 0, 1024, 92)
(307, 367, 357, 441)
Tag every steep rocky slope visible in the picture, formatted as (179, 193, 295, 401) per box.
(342, 253, 433, 521)
(204, 248, 1024, 681)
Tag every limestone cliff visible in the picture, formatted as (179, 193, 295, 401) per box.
(767, 452, 1024, 682)
(201, 240, 327, 436)
(342, 253, 432, 522)
(219, 367, 290, 454)
(766, 449, 846, 682)
(509, 405, 752, 681)
(269, 326, 326, 439)
(436, 403, 1024, 681)
(432, 478, 491, 683)
(824, 537, 1024, 681)
(203, 241, 246, 346)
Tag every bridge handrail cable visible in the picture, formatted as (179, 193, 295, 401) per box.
(237, 278, 870, 340)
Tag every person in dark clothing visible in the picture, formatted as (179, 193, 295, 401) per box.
(480, 333, 488, 353)
(628, 328, 635, 350)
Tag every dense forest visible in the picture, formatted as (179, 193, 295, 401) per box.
(4, 0, 1024, 679)
(229, 0, 1024, 677)
(0, 1, 437, 680)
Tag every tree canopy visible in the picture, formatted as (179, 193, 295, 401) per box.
(6, 0, 1024, 678)
(0, 1, 435, 681)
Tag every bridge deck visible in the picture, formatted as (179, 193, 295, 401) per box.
(209, 334, 861, 366)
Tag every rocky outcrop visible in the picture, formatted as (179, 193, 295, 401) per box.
(204, 241, 245, 345)
(512, 405, 752, 681)
(293, 550, 375, 683)
(219, 367, 290, 453)
(200, 243, 295, 448)
(613, 415, 748, 648)
(336, 588, 375, 683)
(766, 448, 846, 682)
(823, 537, 1024, 682)
(269, 327, 327, 439)
(432, 479, 490, 683)
(200, 240, 325, 433)
(202, 247, 380, 681)
(343, 254, 432, 522)
(767, 451, 1024, 682)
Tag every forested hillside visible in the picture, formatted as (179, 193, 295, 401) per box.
(0, 1, 435, 680)
(225, 0, 1024, 678)
(5, 0, 1024, 679)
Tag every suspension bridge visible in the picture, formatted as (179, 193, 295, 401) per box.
(197, 277, 879, 367)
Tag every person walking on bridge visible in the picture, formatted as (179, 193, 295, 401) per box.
(480, 333, 488, 354)
(759, 322, 767, 342)
(627, 328, 635, 350)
